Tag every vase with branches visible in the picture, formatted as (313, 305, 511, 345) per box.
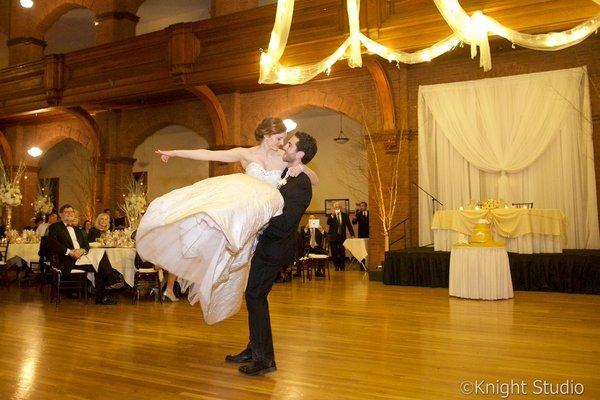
(120, 179, 147, 230)
(0, 158, 26, 231)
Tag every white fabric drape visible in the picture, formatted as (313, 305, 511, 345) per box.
(418, 67, 600, 249)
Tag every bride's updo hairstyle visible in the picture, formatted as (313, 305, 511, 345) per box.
(254, 117, 286, 141)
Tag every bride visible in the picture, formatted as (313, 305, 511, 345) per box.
(136, 117, 318, 324)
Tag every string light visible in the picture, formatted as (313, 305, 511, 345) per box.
(259, 0, 600, 85)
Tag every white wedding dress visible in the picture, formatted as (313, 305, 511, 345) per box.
(136, 162, 284, 324)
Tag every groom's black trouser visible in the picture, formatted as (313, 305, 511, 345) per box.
(245, 245, 283, 363)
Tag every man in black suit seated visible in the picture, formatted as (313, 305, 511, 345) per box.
(299, 214, 327, 277)
(327, 201, 354, 271)
(47, 204, 116, 305)
(352, 201, 369, 238)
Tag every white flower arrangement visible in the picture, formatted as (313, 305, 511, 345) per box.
(120, 179, 147, 229)
(34, 195, 54, 215)
(34, 181, 55, 215)
(97, 228, 135, 247)
(0, 158, 25, 207)
(464, 198, 513, 210)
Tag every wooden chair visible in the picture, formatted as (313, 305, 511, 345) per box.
(301, 237, 331, 282)
(47, 253, 89, 305)
(132, 253, 162, 304)
(513, 202, 533, 209)
(0, 241, 12, 289)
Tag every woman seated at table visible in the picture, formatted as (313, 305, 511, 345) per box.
(88, 213, 111, 243)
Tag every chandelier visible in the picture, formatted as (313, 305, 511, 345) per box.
(259, 0, 600, 85)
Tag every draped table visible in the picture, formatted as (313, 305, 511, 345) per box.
(7, 243, 40, 264)
(343, 238, 368, 270)
(432, 209, 566, 254)
(83, 247, 137, 287)
(449, 244, 513, 300)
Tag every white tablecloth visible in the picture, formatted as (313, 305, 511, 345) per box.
(343, 238, 368, 270)
(81, 247, 137, 287)
(449, 245, 513, 300)
(432, 209, 565, 254)
(7, 243, 40, 264)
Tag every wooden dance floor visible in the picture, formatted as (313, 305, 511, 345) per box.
(0, 272, 598, 399)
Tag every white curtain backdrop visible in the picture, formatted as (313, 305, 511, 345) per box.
(418, 67, 600, 249)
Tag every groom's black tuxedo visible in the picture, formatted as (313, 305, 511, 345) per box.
(245, 169, 312, 363)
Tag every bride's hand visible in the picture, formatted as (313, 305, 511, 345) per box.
(155, 150, 171, 163)
(288, 164, 304, 177)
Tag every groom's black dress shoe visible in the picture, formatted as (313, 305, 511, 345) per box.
(225, 349, 253, 363)
(239, 360, 277, 376)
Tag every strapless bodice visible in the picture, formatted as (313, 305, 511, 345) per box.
(245, 162, 283, 188)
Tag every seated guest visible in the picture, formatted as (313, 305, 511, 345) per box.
(37, 213, 58, 237)
(47, 204, 116, 305)
(300, 215, 326, 255)
(72, 210, 82, 229)
(300, 215, 327, 277)
(82, 220, 93, 241)
(88, 212, 110, 243)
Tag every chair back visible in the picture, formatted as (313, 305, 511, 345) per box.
(0, 240, 8, 263)
(513, 202, 534, 209)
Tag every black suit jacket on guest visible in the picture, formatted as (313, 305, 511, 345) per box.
(352, 211, 369, 238)
(300, 227, 324, 249)
(47, 221, 90, 273)
(254, 171, 312, 267)
(327, 212, 354, 242)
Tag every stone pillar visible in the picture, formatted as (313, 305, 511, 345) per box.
(95, 12, 139, 44)
(103, 156, 135, 212)
(12, 165, 39, 231)
(7, 37, 45, 65)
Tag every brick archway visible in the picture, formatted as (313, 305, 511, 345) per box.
(36, 1, 97, 36)
(129, 122, 212, 158)
(26, 122, 97, 167)
(244, 88, 381, 137)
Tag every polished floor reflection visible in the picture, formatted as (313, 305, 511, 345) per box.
(0, 272, 598, 399)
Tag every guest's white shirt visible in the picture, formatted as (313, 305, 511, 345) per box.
(64, 222, 81, 255)
(36, 223, 50, 237)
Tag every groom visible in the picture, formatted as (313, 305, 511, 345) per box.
(226, 131, 317, 376)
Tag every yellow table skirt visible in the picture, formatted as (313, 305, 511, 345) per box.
(431, 209, 566, 240)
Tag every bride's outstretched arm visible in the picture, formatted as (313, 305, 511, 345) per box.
(156, 148, 247, 163)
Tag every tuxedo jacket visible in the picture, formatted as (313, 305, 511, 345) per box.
(254, 170, 312, 267)
(352, 211, 370, 238)
(327, 211, 354, 242)
(47, 221, 90, 272)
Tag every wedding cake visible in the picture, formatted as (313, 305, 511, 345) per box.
(470, 219, 492, 243)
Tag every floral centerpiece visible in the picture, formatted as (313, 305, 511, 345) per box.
(34, 195, 54, 216)
(6, 229, 41, 244)
(97, 228, 135, 247)
(34, 181, 54, 219)
(463, 198, 512, 210)
(0, 158, 26, 230)
(120, 179, 147, 230)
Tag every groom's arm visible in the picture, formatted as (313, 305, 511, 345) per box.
(264, 176, 312, 240)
